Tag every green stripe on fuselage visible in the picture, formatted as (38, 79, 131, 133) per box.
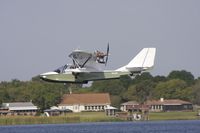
(42, 71, 130, 83)
(79, 71, 130, 81)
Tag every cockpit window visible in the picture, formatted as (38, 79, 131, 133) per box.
(54, 64, 68, 73)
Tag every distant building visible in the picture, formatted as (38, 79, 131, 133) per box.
(0, 102, 39, 116)
(120, 101, 139, 112)
(121, 98, 193, 112)
(147, 98, 193, 112)
(105, 106, 117, 116)
(58, 93, 111, 112)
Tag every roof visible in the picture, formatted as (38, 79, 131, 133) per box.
(3, 102, 35, 107)
(121, 99, 192, 106)
(2, 102, 38, 111)
(132, 104, 150, 110)
(147, 99, 192, 106)
(44, 109, 72, 112)
(59, 93, 111, 105)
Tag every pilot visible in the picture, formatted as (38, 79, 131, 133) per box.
(55, 69, 61, 73)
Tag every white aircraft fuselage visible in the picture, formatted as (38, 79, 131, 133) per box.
(40, 48, 156, 84)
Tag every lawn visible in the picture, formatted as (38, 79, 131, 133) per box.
(64, 112, 122, 122)
(149, 111, 199, 120)
(0, 111, 199, 125)
(0, 112, 122, 125)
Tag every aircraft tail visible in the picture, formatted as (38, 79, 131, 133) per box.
(116, 48, 156, 72)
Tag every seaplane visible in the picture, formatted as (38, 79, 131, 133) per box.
(40, 45, 156, 84)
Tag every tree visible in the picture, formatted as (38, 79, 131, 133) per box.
(191, 79, 200, 105)
(153, 75, 167, 83)
(110, 95, 122, 108)
(11, 79, 22, 87)
(132, 72, 153, 84)
(0, 89, 10, 103)
(122, 85, 137, 101)
(134, 80, 155, 104)
(123, 80, 155, 104)
(91, 80, 126, 95)
(119, 75, 132, 88)
(168, 70, 195, 85)
(153, 79, 187, 99)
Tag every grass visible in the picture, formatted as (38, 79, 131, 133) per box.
(63, 112, 123, 122)
(0, 112, 122, 125)
(149, 111, 199, 120)
(0, 111, 199, 125)
(0, 116, 80, 125)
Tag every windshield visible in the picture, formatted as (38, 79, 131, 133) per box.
(54, 64, 68, 73)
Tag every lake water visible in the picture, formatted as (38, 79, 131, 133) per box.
(0, 120, 200, 133)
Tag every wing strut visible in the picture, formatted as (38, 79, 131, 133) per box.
(81, 54, 92, 68)
(71, 57, 81, 68)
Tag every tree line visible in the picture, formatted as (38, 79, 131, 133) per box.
(0, 70, 200, 110)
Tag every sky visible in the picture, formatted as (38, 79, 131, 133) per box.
(0, 0, 200, 81)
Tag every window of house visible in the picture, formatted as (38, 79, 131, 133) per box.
(183, 105, 188, 109)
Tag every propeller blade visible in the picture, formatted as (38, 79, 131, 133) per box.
(105, 43, 109, 66)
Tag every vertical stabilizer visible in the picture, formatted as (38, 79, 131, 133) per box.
(117, 48, 156, 72)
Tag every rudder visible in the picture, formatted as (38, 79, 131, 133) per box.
(117, 48, 156, 72)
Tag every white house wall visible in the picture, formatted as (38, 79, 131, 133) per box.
(120, 105, 126, 112)
(59, 105, 73, 110)
(58, 104, 110, 112)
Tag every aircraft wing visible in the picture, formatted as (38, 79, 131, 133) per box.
(69, 50, 97, 68)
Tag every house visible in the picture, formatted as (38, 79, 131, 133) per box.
(105, 106, 117, 116)
(147, 98, 193, 112)
(121, 98, 193, 112)
(0, 102, 39, 116)
(120, 101, 139, 112)
(58, 93, 111, 112)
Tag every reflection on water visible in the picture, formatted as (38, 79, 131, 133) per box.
(0, 120, 200, 133)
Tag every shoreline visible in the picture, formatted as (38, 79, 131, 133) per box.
(0, 111, 199, 126)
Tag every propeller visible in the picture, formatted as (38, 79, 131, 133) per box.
(95, 43, 110, 65)
(105, 43, 109, 66)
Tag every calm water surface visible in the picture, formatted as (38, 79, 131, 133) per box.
(0, 120, 200, 133)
